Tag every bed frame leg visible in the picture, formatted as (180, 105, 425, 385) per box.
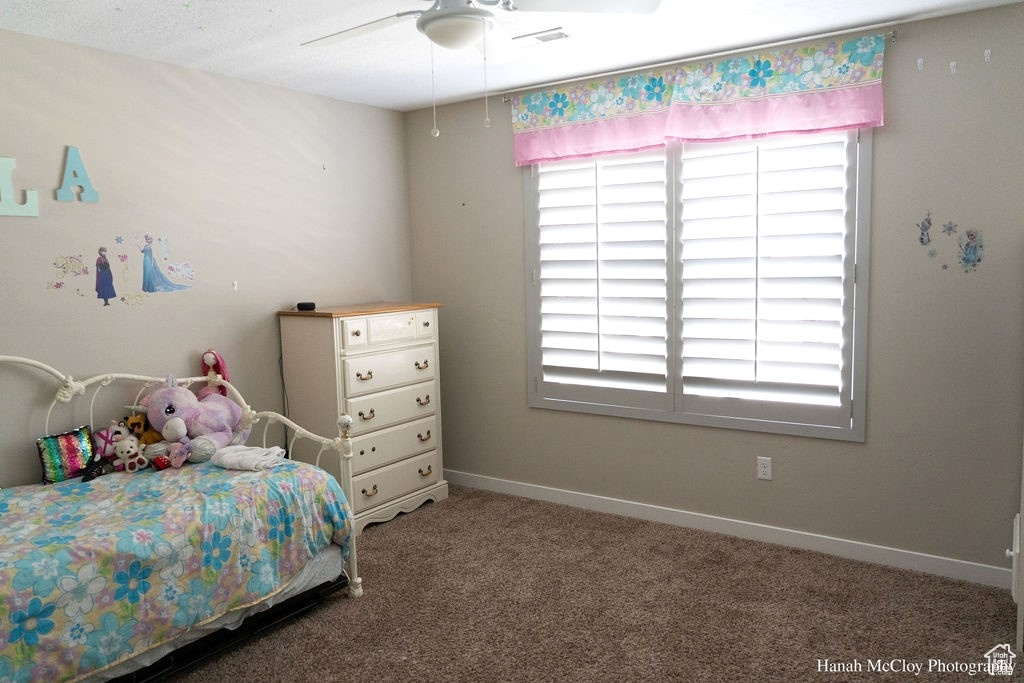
(346, 576, 364, 598)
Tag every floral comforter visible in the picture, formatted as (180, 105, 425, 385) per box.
(0, 459, 352, 682)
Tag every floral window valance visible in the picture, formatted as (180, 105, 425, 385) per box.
(510, 33, 886, 166)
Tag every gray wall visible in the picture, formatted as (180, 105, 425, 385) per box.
(406, 4, 1024, 569)
(0, 29, 411, 485)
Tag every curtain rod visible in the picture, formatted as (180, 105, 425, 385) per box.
(500, 23, 898, 102)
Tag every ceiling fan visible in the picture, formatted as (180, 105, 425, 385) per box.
(301, 0, 663, 51)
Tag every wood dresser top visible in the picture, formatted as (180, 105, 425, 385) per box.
(277, 301, 442, 318)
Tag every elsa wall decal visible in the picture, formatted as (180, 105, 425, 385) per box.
(136, 234, 190, 293)
(958, 229, 983, 272)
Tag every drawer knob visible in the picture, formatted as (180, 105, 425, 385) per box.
(358, 409, 376, 421)
(422, 321, 430, 328)
(414, 360, 430, 370)
(416, 394, 431, 406)
(417, 430, 432, 442)
(356, 370, 373, 381)
(361, 484, 378, 498)
(418, 465, 433, 477)
(352, 329, 362, 337)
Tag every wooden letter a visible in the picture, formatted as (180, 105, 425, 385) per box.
(56, 146, 99, 202)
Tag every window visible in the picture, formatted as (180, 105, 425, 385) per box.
(525, 130, 870, 441)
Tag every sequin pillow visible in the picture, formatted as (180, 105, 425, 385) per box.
(36, 425, 94, 484)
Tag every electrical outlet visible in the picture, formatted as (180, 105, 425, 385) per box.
(757, 456, 772, 481)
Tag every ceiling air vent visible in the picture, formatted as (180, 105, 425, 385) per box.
(513, 27, 569, 44)
(535, 29, 569, 42)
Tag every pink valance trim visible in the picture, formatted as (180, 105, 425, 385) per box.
(513, 110, 672, 166)
(663, 82, 884, 143)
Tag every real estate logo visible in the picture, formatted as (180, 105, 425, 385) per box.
(983, 644, 1016, 677)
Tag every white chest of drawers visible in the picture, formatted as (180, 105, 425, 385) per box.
(278, 302, 448, 533)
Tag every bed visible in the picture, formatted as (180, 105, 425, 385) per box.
(0, 354, 361, 682)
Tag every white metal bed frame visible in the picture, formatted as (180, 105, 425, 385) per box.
(0, 354, 362, 599)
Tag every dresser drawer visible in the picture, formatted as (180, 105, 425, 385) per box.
(336, 311, 424, 350)
(346, 380, 437, 436)
(338, 318, 368, 349)
(368, 312, 417, 344)
(351, 451, 441, 514)
(415, 309, 436, 340)
(351, 415, 438, 475)
(343, 344, 435, 396)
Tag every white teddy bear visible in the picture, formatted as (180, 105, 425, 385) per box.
(112, 434, 148, 473)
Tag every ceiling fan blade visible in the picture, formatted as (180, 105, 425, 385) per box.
(509, 0, 660, 12)
(300, 10, 421, 47)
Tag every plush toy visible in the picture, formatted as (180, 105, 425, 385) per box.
(124, 412, 164, 446)
(80, 455, 107, 482)
(92, 419, 131, 463)
(141, 375, 249, 468)
(112, 434, 148, 473)
(82, 423, 127, 482)
(149, 453, 172, 471)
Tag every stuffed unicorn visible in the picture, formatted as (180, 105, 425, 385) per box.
(141, 375, 249, 467)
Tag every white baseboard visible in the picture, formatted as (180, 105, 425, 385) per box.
(444, 469, 1011, 590)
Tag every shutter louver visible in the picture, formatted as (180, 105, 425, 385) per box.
(537, 151, 669, 396)
(679, 134, 854, 422)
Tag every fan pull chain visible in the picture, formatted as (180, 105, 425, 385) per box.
(430, 42, 440, 138)
(482, 17, 491, 128)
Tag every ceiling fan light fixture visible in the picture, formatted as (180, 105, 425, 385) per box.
(417, 6, 494, 50)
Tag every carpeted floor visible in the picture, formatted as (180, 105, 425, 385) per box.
(170, 486, 1017, 682)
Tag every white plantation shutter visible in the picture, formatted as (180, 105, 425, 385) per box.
(678, 133, 856, 428)
(526, 130, 869, 440)
(532, 150, 670, 409)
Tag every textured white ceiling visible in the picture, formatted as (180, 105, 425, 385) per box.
(1, 0, 1019, 112)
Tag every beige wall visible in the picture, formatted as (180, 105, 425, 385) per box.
(0, 30, 412, 485)
(406, 4, 1024, 569)
(1, 5, 1019, 571)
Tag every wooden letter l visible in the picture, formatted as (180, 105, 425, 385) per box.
(0, 157, 40, 217)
